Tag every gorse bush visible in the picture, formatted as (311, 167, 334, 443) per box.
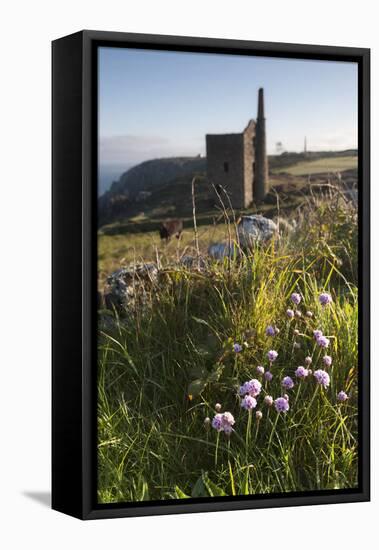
(97, 188, 358, 503)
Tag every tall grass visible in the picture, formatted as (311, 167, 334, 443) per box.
(97, 186, 358, 502)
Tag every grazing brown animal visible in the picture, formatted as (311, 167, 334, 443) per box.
(159, 219, 183, 241)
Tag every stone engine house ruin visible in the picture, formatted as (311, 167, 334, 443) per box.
(206, 88, 269, 208)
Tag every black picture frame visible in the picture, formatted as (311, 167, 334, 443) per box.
(52, 30, 370, 520)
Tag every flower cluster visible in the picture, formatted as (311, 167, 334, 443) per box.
(314, 369, 330, 388)
(313, 329, 330, 348)
(264, 371, 273, 382)
(212, 411, 235, 434)
(291, 293, 302, 305)
(264, 395, 273, 406)
(267, 350, 278, 363)
(274, 397, 290, 413)
(295, 366, 309, 379)
(241, 395, 257, 411)
(282, 376, 294, 389)
(319, 292, 333, 306)
(337, 391, 348, 402)
(206, 288, 350, 436)
(239, 379, 262, 397)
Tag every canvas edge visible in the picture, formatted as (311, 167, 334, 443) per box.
(52, 30, 370, 520)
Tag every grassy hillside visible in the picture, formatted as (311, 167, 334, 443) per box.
(98, 151, 357, 228)
(97, 183, 358, 503)
(99, 157, 207, 226)
(271, 155, 358, 176)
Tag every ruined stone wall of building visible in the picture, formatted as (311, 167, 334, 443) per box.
(206, 133, 246, 209)
(243, 120, 255, 207)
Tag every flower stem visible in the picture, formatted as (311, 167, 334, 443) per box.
(268, 413, 279, 451)
(294, 381, 302, 407)
(298, 384, 319, 425)
(215, 432, 220, 468)
(245, 411, 252, 462)
(255, 420, 260, 441)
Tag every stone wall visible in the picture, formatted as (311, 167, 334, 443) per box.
(206, 123, 255, 209)
(206, 133, 246, 208)
(243, 120, 255, 207)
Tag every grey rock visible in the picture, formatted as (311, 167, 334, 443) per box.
(237, 215, 278, 248)
(208, 242, 240, 260)
(105, 263, 158, 311)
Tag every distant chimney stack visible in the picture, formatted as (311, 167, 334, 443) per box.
(254, 88, 269, 201)
(257, 87, 265, 119)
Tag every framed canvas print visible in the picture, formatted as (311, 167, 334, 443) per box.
(52, 30, 370, 519)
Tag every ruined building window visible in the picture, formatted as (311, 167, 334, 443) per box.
(223, 161, 229, 173)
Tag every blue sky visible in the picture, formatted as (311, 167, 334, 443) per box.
(99, 46, 358, 168)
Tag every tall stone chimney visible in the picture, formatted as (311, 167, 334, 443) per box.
(254, 88, 269, 201)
